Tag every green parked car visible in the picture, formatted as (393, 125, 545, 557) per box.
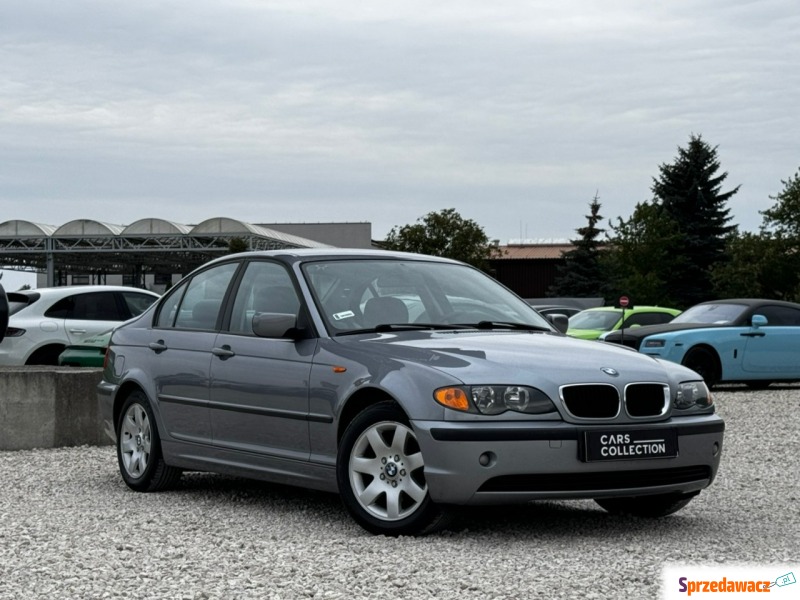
(58, 329, 113, 367)
(567, 306, 681, 340)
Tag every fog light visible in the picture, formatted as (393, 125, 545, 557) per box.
(478, 452, 495, 467)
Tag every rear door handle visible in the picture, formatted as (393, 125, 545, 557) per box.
(69, 329, 87, 334)
(212, 345, 235, 359)
(149, 340, 167, 353)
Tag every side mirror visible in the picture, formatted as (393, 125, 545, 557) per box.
(547, 313, 569, 334)
(253, 312, 301, 339)
(751, 314, 768, 328)
(0, 282, 8, 344)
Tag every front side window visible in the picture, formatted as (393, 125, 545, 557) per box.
(228, 261, 300, 335)
(755, 305, 800, 326)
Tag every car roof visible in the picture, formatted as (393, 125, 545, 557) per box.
(12, 285, 160, 298)
(204, 248, 463, 266)
(693, 298, 800, 309)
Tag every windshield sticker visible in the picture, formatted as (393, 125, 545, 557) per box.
(333, 311, 355, 321)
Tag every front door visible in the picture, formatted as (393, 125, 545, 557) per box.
(209, 260, 315, 460)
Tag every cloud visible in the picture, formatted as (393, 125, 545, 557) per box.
(1, 0, 798, 242)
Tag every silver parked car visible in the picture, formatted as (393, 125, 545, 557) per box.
(98, 250, 724, 535)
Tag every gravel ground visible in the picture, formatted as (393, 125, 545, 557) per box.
(1, 385, 799, 600)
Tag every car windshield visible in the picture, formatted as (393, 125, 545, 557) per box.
(671, 303, 747, 324)
(302, 259, 552, 335)
(568, 310, 620, 331)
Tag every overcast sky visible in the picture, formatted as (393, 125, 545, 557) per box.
(2, 0, 799, 291)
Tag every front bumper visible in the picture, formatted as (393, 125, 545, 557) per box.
(412, 414, 724, 505)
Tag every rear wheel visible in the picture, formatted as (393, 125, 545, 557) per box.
(116, 390, 181, 492)
(682, 347, 721, 388)
(595, 492, 697, 517)
(26, 345, 65, 365)
(337, 402, 449, 536)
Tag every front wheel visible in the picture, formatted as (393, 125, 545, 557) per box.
(682, 347, 721, 388)
(595, 492, 696, 517)
(116, 391, 182, 492)
(337, 402, 449, 536)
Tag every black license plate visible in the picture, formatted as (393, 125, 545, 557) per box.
(584, 429, 678, 462)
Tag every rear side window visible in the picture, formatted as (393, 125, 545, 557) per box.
(119, 292, 158, 318)
(46, 292, 122, 320)
(7, 292, 39, 316)
(156, 262, 239, 330)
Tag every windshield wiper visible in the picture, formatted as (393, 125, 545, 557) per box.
(460, 321, 552, 332)
(336, 323, 472, 336)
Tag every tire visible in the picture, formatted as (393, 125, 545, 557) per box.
(682, 347, 721, 388)
(116, 390, 182, 492)
(745, 381, 772, 390)
(26, 345, 65, 366)
(337, 402, 449, 536)
(595, 492, 696, 517)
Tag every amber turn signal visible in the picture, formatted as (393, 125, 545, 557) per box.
(434, 387, 470, 412)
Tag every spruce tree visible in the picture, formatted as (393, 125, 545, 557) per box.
(549, 193, 606, 297)
(650, 134, 738, 307)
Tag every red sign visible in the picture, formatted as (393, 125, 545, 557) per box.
(619, 296, 630, 308)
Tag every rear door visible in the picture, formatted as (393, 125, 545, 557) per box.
(147, 261, 241, 444)
(47, 291, 128, 344)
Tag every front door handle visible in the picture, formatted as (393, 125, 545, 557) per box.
(149, 340, 167, 353)
(740, 332, 766, 338)
(212, 345, 235, 359)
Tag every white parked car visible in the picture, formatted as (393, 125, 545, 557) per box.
(0, 285, 159, 366)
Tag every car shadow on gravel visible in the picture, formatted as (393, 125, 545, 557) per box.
(155, 472, 704, 538)
(445, 500, 704, 539)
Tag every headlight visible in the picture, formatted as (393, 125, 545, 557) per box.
(643, 339, 666, 348)
(435, 385, 556, 415)
(674, 381, 713, 410)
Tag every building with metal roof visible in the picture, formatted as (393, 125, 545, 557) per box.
(0, 218, 372, 290)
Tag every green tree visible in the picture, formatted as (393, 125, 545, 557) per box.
(384, 208, 500, 269)
(715, 167, 800, 302)
(710, 232, 798, 300)
(651, 134, 738, 306)
(549, 193, 607, 297)
(761, 167, 800, 239)
(606, 135, 739, 308)
(604, 201, 684, 306)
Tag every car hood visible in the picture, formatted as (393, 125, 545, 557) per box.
(604, 322, 724, 342)
(335, 330, 686, 387)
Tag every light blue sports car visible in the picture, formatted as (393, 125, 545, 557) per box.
(603, 299, 800, 388)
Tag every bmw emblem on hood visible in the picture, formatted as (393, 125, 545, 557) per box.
(601, 367, 619, 377)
